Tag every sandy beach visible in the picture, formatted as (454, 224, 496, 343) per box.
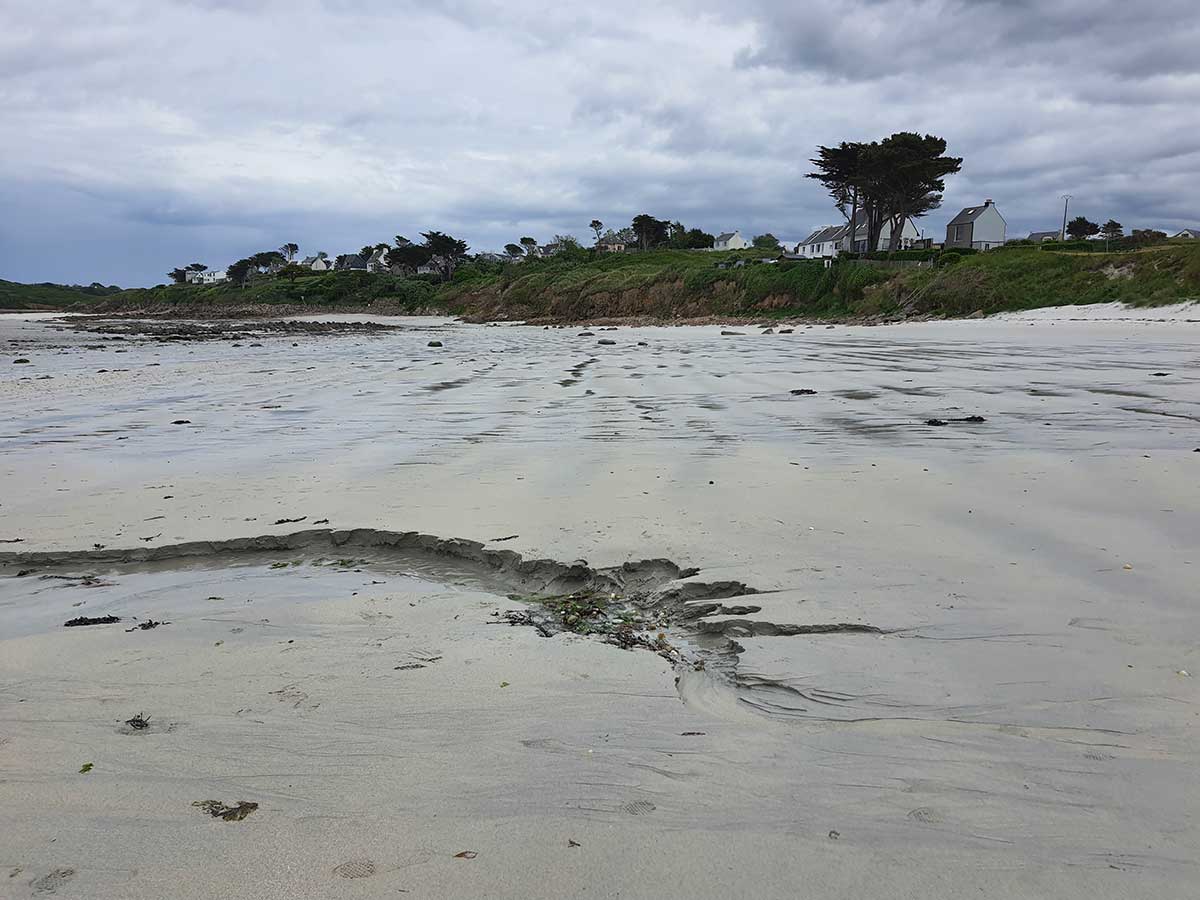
(2, 309, 1198, 898)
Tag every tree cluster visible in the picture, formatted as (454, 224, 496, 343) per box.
(1065, 218, 1166, 249)
(167, 262, 208, 284)
(387, 231, 469, 279)
(630, 216, 713, 250)
(807, 132, 962, 251)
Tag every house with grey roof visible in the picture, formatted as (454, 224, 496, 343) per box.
(416, 255, 450, 277)
(1172, 228, 1200, 240)
(795, 213, 922, 258)
(712, 231, 749, 251)
(597, 234, 627, 253)
(796, 225, 846, 258)
(1026, 230, 1060, 243)
(945, 200, 1006, 250)
(366, 247, 391, 273)
(301, 254, 333, 272)
(335, 253, 368, 271)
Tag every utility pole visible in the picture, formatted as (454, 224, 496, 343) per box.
(1060, 195, 1072, 241)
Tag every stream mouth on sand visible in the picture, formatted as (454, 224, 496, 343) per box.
(2, 527, 822, 716)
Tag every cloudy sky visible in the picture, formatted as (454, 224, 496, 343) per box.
(2, 0, 1198, 286)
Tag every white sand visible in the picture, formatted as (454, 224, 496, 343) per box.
(1, 312, 1198, 898)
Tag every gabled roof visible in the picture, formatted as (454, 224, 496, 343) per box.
(1173, 228, 1200, 238)
(947, 203, 999, 226)
(367, 248, 389, 263)
(801, 224, 846, 245)
(1027, 231, 1059, 242)
(715, 232, 738, 242)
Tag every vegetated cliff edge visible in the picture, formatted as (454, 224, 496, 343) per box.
(6, 243, 1199, 323)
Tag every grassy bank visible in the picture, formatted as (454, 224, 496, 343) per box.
(5, 242, 1199, 322)
(866, 244, 1200, 318)
(0, 279, 122, 310)
(441, 249, 893, 320)
(90, 271, 447, 314)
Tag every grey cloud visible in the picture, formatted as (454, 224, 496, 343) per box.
(0, 0, 1197, 286)
(733, 0, 1200, 82)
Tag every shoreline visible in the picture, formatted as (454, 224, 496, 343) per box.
(7, 296, 1200, 328)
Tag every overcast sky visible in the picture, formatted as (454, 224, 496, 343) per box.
(2, 0, 1198, 286)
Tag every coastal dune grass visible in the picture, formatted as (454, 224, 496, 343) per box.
(883, 244, 1200, 317)
(5, 242, 1197, 321)
(442, 249, 893, 320)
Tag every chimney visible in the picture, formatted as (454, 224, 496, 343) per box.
(984, 199, 993, 206)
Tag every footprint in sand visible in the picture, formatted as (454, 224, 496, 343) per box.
(332, 859, 377, 879)
(907, 807, 943, 825)
(269, 684, 318, 710)
(621, 800, 657, 816)
(30, 868, 75, 894)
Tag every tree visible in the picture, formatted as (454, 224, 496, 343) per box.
(279, 242, 299, 261)
(250, 250, 284, 270)
(316, 251, 328, 260)
(631, 214, 668, 251)
(1067, 216, 1100, 241)
(420, 230, 469, 280)
(615, 226, 637, 245)
(752, 233, 781, 250)
(227, 258, 253, 287)
(504, 243, 524, 259)
(867, 133, 961, 250)
(278, 263, 308, 282)
(168, 268, 189, 284)
(186, 262, 207, 273)
(807, 141, 867, 251)
(807, 133, 961, 252)
(359, 245, 376, 259)
(390, 237, 431, 273)
(589, 219, 603, 244)
(520, 236, 538, 257)
(1100, 219, 1123, 249)
(684, 228, 714, 249)
(664, 221, 693, 249)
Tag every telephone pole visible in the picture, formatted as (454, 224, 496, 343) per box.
(1060, 195, 1072, 241)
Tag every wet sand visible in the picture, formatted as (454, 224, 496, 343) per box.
(1, 310, 1198, 898)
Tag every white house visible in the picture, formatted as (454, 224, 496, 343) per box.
(795, 214, 922, 258)
(849, 214, 921, 252)
(796, 224, 846, 259)
(366, 247, 391, 273)
(301, 255, 333, 272)
(1172, 228, 1200, 240)
(199, 269, 227, 284)
(945, 200, 1006, 250)
(712, 230, 749, 251)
